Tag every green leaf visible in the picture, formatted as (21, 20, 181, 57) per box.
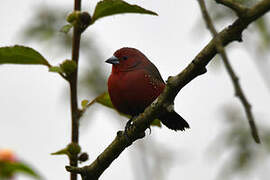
(89, 92, 162, 127)
(0, 45, 50, 66)
(11, 162, 40, 178)
(60, 24, 73, 34)
(49, 66, 63, 73)
(0, 161, 40, 179)
(92, 0, 158, 24)
(95, 92, 114, 108)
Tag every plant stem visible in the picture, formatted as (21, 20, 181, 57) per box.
(197, 0, 260, 143)
(69, 0, 81, 180)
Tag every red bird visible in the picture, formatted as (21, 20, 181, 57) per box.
(106, 47, 189, 131)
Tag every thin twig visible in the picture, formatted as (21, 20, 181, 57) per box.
(66, 0, 270, 178)
(215, 0, 248, 17)
(69, 0, 82, 180)
(197, 0, 260, 143)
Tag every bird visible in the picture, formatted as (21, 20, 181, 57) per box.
(106, 47, 189, 131)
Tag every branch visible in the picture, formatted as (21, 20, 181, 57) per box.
(215, 0, 249, 17)
(198, 0, 260, 143)
(67, 0, 270, 179)
(69, 0, 82, 180)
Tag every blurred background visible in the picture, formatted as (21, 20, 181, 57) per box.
(1, 0, 270, 179)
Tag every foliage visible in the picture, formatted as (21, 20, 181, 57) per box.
(0, 45, 50, 66)
(91, 0, 158, 24)
(2, 0, 270, 180)
(0, 149, 40, 179)
(50, 60, 77, 75)
(0, 161, 40, 179)
(0, 1, 160, 179)
(84, 92, 162, 127)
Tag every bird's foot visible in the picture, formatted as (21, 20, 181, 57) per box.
(124, 119, 133, 132)
(124, 116, 137, 132)
(122, 116, 146, 143)
(123, 116, 138, 143)
(117, 131, 133, 145)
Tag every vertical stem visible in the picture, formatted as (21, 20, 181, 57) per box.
(69, 0, 81, 180)
(197, 0, 260, 143)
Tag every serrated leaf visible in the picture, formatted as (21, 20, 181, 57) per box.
(0, 45, 50, 66)
(81, 100, 89, 109)
(92, 0, 158, 24)
(60, 24, 73, 33)
(49, 66, 63, 73)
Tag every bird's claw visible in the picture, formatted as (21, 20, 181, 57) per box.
(124, 115, 138, 132)
(147, 126, 152, 135)
(124, 118, 134, 132)
(123, 118, 134, 144)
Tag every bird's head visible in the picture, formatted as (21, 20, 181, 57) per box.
(106, 47, 149, 73)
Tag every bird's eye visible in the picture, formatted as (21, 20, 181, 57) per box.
(122, 56, 128, 60)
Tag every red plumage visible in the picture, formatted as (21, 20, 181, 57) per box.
(106, 47, 189, 131)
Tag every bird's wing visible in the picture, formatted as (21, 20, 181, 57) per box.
(144, 62, 165, 84)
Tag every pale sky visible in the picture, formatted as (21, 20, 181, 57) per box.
(1, 0, 270, 180)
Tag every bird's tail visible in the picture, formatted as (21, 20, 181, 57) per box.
(160, 111, 189, 131)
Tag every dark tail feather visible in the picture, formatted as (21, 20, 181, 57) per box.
(160, 111, 189, 131)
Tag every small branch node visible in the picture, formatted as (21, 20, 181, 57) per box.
(66, 166, 82, 174)
(166, 75, 177, 86)
(116, 131, 123, 137)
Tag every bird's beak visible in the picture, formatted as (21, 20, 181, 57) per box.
(105, 56, 120, 65)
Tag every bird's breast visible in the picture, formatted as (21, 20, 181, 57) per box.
(108, 69, 165, 115)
